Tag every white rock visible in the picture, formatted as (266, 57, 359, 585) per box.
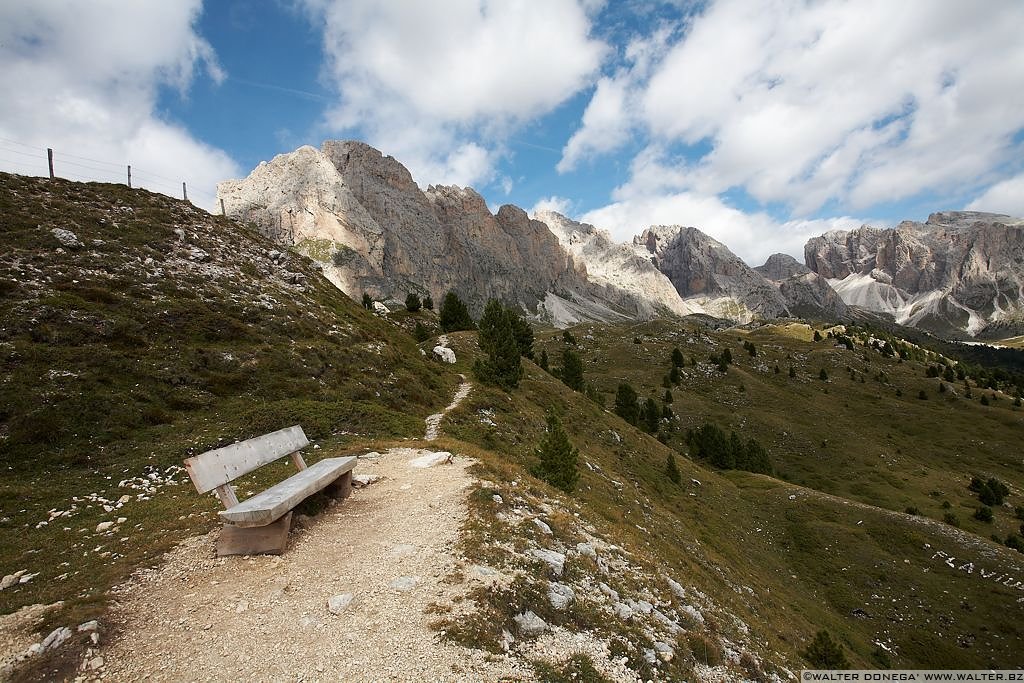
(575, 542, 597, 559)
(547, 583, 575, 610)
(117, 495, 130, 504)
(77, 620, 100, 633)
(492, 494, 504, 504)
(613, 602, 633, 620)
(116, 517, 127, 524)
(389, 576, 419, 591)
(18, 572, 38, 585)
(372, 301, 390, 316)
(41, 626, 72, 651)
(654, 641, 674, 662)
(513, 610, 547, 637)
(533, 518, 552, 535)
(432, 345, 456, 363)
(681, 604, 705, 625)
(0, 570, 27, 590)
(528, 548, 566, 576)
(51, 228, 83, 249)
(666, 577, 686, 600)
(352, 474, 381, 487)
(95, 521, 114, 533)
(327, 593, 355, 614)
(409, 452, 452, 468)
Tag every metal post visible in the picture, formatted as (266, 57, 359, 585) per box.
(47, 148, 54, 179)
(220, 198, 226, 215)
(182, 182, 187, 201)
(127, 165, 132, 189)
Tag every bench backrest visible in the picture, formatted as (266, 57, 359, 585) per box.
(184, 425, 310, 494)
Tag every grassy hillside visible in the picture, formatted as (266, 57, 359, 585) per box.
(2, 174, 1023, 678)
(436, 323, 1024, 671)
(0, 174, 453, 627)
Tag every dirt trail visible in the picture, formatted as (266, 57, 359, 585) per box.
(100, 447, 523, 682)
(425, 374, 471, 441)
(95, 377, 526, 682)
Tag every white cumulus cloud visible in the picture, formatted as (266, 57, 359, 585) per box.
(563, 0, 1024, 218)
(0, 1, 239, 210)
(580, 191, 863, 267)
(302, 0, 606, 188)
(966, 173, 1024, 218)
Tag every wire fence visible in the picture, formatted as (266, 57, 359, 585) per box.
(0, 136, 221, 210)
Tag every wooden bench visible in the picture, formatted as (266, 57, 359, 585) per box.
(183, 425, 357, 556)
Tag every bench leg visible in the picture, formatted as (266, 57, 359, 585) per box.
(217, 512, 292, 557)
(325, 471, 353, 501)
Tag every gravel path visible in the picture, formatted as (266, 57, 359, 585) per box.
(99, 447, 525, 682)
(424, 374, 471, 441)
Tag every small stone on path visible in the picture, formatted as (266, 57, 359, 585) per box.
(389, 576, 419, 591)
(327, 594, 355, 615)
(409, 452, 452, 469)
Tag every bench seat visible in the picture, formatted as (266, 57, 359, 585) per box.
(219, 456, 358, 528)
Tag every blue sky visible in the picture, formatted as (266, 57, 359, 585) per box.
(2, 0, 1024, 265)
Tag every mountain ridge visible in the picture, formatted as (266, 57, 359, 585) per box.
(218, 140, 1024, 340)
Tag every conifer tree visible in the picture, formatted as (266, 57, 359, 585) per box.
(560, 348, 585, 391)
(508, 308, 534, 359)
(614, 383, 639, 425)
(803, 631, 848, 669)
(439, 291, 475, 332)
(789, 365, 796, 378)
(405, 292, 422, 312)
(669, 365, 681, 385)
(663, 389, 673, 404)
(539, 348, 549, 372)
(361, 292, 372, 309)
(423, 294, 434, 310)
(671, 347, 685, 367)
(644, 397, 660, 434)
(666, 453, 681, 484)
(532, 412, 579, 493)
(473, 299, 522, 390)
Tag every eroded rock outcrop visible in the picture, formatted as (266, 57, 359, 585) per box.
(635, 226, 790, 322)
(804, 212, 1024, 336)
(219, 142, 660, 324)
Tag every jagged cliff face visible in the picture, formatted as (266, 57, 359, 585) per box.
(218, 141, 598, 319)
(635, 226, 791, 322)
(217, 139, 855, 328)
(804, 212, 1024, 336)
(534, 211, 700, 319)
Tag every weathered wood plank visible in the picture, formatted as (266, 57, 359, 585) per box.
(218, 456, 357, 527)
(215, 483, 239, 509)
(325, 470, 353, 500)
(184, 425, 309, 493)
(217, 513, 292, 556)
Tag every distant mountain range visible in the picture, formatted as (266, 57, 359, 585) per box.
(219, 141, 1024, 339)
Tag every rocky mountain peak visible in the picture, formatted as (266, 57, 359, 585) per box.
(633, 225, 790, 320)
(804, 211, 1024, 337)
(755, 253, 811, 282)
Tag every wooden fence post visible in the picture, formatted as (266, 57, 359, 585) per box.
(47, 148, 54, 179)
(220, 198, 226, 215)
